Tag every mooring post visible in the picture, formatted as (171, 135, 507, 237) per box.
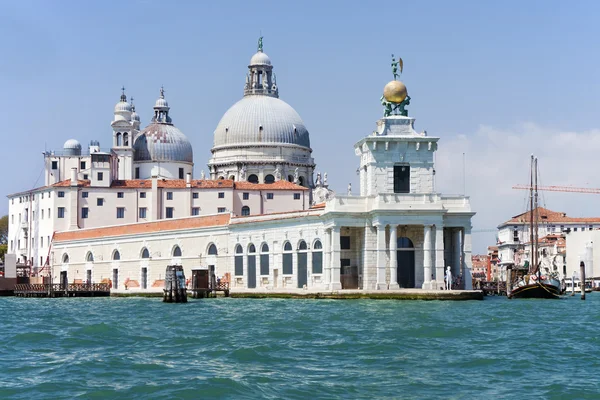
(571, 274, 575, 296)
(580, 261, 586, 300)
(506, 266, 512, 299)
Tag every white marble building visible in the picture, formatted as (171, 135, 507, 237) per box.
(8, 42, 475, 291)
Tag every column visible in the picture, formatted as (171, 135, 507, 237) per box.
(422, 225, 432, 289)
(324, 229, 331, 288)
(362, 225, 375, 290)
(434, 225, 445, 290)
(463, 226, 473, 290)
(389, 225, 399, 289)
(330, 226, 342, 290)
(453, 228, 462, 281)
(376, 224, 387, 290)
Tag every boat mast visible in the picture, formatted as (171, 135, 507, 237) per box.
(534, 156, 539, 276)
(529, 154, 534, 275)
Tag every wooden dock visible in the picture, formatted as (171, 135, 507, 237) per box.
(14, 283, 111, 298)
(189, 282, 230, 298)
(474, 281, 507, 296)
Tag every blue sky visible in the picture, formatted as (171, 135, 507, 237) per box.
(2, 0, 600, 252)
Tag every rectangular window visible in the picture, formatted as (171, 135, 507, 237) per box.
(218, 207, 226, 213)
(267, 193, 274, 200)
(166, 192, 173, 200)
(47, 208, 50, 218)
(11, 215, 14, 223)
(117, 192, 124, 198)
(135, 167, 140, 179)
(192, 207, 200, 216)
(590, 225, 594, 230)
(116, 207, 125, 219)
(97, 198, 104, 206)
(192, 192, 199, 199)
(41, 193, 44, 199)
(393, 165, 410, 193)
(81, 207, 89, 219)
(140, 192, 146, 198)
(218, 192, 225, 199)
(82, 192, 88, 198)
(235, 256, 243, 276)
(97, 172, 104, 181)
(40, 236, 44, 248)
(283, 253, 293, 275)
(83, 174, 88, 180)
(80, 161, 86, 170)
(51, 161, 58, 170)
(139, 207, 147, 218)
(57, 207, 65, 218)
(340, 236, 351, 250)
(166, 207, 174, 218)
(58, 191, 65, 198)
(294, 193, 301, 200)
(141, 267, 148, 289)
(243, 192, 249, 200)
(312, 251, 323, 274)
(574, 227, 578, 232)
(179, 168, 184, 179)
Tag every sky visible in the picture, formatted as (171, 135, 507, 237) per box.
(2, 0, 600, 253)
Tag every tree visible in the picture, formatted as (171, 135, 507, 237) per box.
(0, 215, 7, 245)
(0, 244, 6, 261)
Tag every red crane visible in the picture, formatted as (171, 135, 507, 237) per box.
(512, 184, 600, 194)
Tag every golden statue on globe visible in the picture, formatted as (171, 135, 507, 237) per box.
(380, 54, 410, 117)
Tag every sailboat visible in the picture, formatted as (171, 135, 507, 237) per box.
(509, 155, 561, 299)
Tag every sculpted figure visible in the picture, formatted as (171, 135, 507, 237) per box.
(315, 172, 322, 186)
(200, 170, 205, 180)
(274, 166, 281, 181)
(323, 172, 328, 186)
(293, 168, 299, 184)
(446, 266, 453, 290)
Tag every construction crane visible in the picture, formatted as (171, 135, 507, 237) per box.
(512, 184, 600, 194)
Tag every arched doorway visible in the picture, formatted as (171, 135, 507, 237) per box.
(297, 240, 308, 288)
(397, 237, 415, 288)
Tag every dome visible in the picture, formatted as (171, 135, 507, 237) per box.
(213, 95, 310, 148)
(383, 80, 408, 103)
(155, 97, 169, 108)
(131, 110, 140, 122)
(63, 139, 82, 156)
(133, 123, 193, 163)
(114, 101, 132, 113)
(250, 51, 271, 66)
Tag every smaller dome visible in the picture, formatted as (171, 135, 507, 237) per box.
(383, 80, 408, 103)
(155, 97, 169, 108)
(250, 51, 271, 66)
(63, 139, 82, 156)
(115, 101, 132, 113)
(131, 110, 140, 122)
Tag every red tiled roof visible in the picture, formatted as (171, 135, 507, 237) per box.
(52, 179, 90, 187)
(49, 179, 305, 190)
(311, 202, 326, 209)
(54, 214, 230, 242)
(503, 207, 600, 225)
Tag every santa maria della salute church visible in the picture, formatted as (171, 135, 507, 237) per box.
(7, 41, 475, 292)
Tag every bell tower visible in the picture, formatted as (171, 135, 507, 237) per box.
(111, 87, 136, 180)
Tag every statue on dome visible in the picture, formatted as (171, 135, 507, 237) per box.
(244, 73, 250, 90)
(200, 170, 205, 180)
(323, 172, 328, 186)
(240, 165, 247, 180)
(274, 166, 281, 181)
(347, 183, 352, 196)
(315, 172, 322, 186)
(293, 168, 299, 184)
(258, 36, 263, 52)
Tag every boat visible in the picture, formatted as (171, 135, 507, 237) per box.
(509, 155, 561, 299)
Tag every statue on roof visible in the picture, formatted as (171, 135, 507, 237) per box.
(391, 54, 403, 80)
(274, 165, 281, 181)
(258, 36, 263, 52)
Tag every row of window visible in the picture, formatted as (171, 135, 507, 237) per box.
(233, 240, 324, 276)
(75, 206, 237, 219)
(64, 243, 209, 264)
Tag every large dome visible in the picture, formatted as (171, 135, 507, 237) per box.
(213, 95, 310, 148)
(134, 123, 193, 163)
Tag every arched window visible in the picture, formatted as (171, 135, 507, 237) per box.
(241, 206, 250, 216)
(283, 241, 293, 275)
(247, 243, 257, 288)
(298, 176, 305, 187)
(288, 175, 294, 182)
(86, 252, 94, 262)
(173, 246, 182, 257)
(312, 240, 323, 274)
(248, 244, 256, 253)
(297, 240, 308, 288)
(260, 243, 269, 275)
(123, 132, 129, 146)
(229, 175, 235, 181)
(264, 174, 275, 184)
(116, 132, 122, 146)
(234, 244, 243, 276)
(208, 244, 218, 255)
(298, 240, 307, 251)
(248, 174, 259, 184)
(62, 253, 69, 263)
(141, 248, 150, 259)
(112, 250, 120, 261)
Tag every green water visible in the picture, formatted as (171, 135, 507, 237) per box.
(1, 295, 599, 399)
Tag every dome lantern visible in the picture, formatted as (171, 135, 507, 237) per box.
(244, 36, 278, 98)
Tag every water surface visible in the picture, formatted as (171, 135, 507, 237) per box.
(1, 294, 599, 399)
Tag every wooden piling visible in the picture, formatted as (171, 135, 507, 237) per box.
(506, 266, 512, 299)
(580, 261, 586, 300)
(571, 275, 575, 296)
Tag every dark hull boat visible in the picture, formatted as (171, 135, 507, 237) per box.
(510, 282, 560, 299)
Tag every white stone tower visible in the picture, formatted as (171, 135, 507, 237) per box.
(111, 87, 138, 180)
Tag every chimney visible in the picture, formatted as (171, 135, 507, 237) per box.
(70, 168, 78, 186)
(186, 172, 191, 188)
